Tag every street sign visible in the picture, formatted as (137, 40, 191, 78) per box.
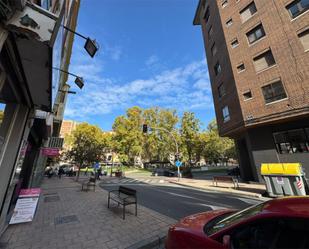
(94, 162, 100, 169)
(175, 160, 182, 167)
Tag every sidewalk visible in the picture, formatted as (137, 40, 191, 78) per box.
(0, 177, 176, 249)
(167, 177, 267, 199)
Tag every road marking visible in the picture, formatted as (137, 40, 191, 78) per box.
(198, 203, 228, 210)
(236, 197, 262, 205)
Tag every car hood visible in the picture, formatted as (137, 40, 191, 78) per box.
(171, 209, 235, 235)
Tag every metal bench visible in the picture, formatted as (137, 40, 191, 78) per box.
(213, 176, 239, 189)
(108, 186, 137, 219)
(81, 177, 96, 191)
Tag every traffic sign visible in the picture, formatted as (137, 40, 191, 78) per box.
(175, 160, 182, 167)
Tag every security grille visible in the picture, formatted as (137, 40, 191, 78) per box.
(49, 137, 64, 148)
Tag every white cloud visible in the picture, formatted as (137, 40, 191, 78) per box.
(145, 55, 159, 67)
(64, 56, 213, 119)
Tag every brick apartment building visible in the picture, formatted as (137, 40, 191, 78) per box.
(194, 0, 309, 181)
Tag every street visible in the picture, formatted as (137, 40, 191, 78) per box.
(99, 176, 262, 220)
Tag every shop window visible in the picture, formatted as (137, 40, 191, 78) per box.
(0, 103, 4, 127)
(237, 63, 245, 72)
(286, 0, 309, 19)
(261, 80, 287, 104)
(214, 62, 222, 75)
(218, 83, 226, 98)
(273, 128, 309, 154)
(240, 2, 257, 23)
(226, 18, 233, 27)
(298, 29, 309, 51)
(243, 91, 252, 100)
(253, 49, 276, 72)
(40, 0, 52, 10)
(211, 43, 218, 56)
(222, 106, 230, 122)
(231, 39, 239, 48)
(246, 24, 266, 44)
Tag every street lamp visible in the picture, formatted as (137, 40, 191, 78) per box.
(58, 90, 77, 94)
(143, 124, 181, 181)
(52, 67, 84, 89)
(62, 25, 99, 58)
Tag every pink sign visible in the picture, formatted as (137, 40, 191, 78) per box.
(19, 188, 41, 197)
(41, 147, 59, 156)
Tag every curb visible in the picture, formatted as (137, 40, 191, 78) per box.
(126, 233, 166, 249)
(168, 180, 269, 200)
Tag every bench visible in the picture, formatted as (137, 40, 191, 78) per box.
(108, 186, 137, 219)
(81, 177, 96, 191)
(213, 176, 239, 189)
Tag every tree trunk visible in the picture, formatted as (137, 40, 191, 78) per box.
(75, 162, 82, 182)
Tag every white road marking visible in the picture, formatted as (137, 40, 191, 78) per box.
(236, 197, 261, 205)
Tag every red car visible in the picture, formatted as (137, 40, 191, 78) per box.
(166, 197, 309, 249)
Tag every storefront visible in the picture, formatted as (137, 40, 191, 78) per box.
(0, 1, 65, 235)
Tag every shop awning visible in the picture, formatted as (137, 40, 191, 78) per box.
(5, 2, 65, 112)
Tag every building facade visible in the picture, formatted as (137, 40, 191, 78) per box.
(194, 0, 309, 181)
(60, 120, 78, 138)
(0, 0, 80, 235)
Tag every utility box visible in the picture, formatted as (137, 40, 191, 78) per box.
(261, 163, 307, 197)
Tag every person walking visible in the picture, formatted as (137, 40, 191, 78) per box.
(84, 166, 88, 176)
(58, 167, 64, 179)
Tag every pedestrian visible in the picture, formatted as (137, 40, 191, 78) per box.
(84, 166, 88, 176)
(58, 167, 64, 179)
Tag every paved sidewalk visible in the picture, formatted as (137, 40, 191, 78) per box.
(166, 177, 267, 198)
(0, 177, 176, 249)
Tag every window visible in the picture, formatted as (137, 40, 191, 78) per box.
(246, 24, 265, 44)
(214, 62, 222, 75)
(286, 0, 309, 18)
(273, 128, 309, 154)
(222, 0, 228, 8)
(253, 50, 276, 72)
(231, 39, 239, 48)
(218, 84, 226, 98)
(237, 63, 245, 72)
(204, 7, 210, 22)
(298, 29, 309, 51)
(240, 2, 257, 23)
(40, 0, 52, 10)
(208, 26, 213, 39)
(222, 106, 230, 122)
(226, 18, 233, 27)
(261, 80, 287, 104)
(243, 91, 252, 100)
(211, 43, 218, 56)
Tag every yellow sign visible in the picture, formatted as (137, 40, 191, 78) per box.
(261, 163, 302, 176)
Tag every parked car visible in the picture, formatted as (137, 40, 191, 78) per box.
(152, 168, 175, 177)
(165, 197, 309, 249)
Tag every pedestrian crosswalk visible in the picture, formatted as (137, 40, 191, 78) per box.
(101, 178, 167, 185)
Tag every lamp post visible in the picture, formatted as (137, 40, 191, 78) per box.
(52, 67, 84, 89)
(61, 25, 99, 58)
(143, 125, 181, 181)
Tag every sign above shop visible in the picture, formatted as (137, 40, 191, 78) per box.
(41, 147, 60, 156)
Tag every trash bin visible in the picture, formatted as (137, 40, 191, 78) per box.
(261, 163, 307, 197)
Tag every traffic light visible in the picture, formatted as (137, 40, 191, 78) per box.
(142, 124, 148, 133)
(175, 153, 179, 161)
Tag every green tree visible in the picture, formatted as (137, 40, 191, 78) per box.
(180, 112, 200, 165)
(65, 122, 104, 180)
(142, 107, 179, 162)
(0, 110, 4, 125)
(112, 106, 143, 165)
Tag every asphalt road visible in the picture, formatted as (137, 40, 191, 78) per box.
(99, 180, 262, 220)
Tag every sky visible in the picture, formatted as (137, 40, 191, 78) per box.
(64, 0, 215, 131)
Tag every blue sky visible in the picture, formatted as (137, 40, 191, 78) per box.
(64, 0, 215, 131)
